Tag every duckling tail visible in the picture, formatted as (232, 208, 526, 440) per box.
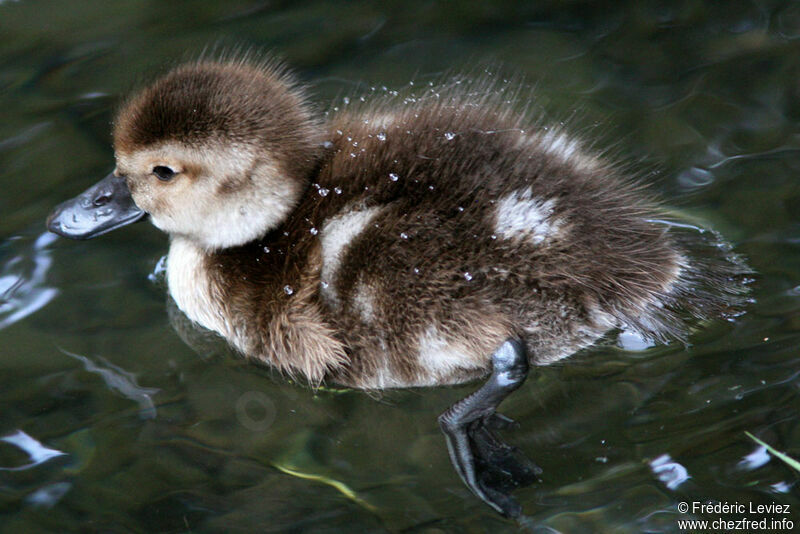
(616, 218, 754, 345)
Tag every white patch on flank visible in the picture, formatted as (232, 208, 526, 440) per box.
(364, 361, 407, 390)
(494, 188, 563, 244)
(517, 129, 598, 171)
(356, 326, 486, 389)
(319, 205, 385, 306)
(167, 237, 247, 351)
(368, 112, 399, 129)
(540, 130, 579, 161)
(417, 326, 475, 382)
(352, 280, 377, 323)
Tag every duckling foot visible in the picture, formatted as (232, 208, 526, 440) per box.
(438, 339, 540, 518)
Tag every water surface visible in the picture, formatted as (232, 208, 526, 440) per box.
(1, 1, 799, 532)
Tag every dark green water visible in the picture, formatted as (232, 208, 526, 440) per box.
(2, 1, 799, 532)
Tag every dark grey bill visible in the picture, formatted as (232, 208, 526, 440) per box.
(47, 172, 147, 240)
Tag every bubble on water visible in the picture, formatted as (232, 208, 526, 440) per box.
(389, 173, 399, 182)
(413, 267, 420, 274)
(334, 187, 342, 195)
(147, 255, 168, 284)
(464, 272, 473, 281)
(444, 132, 456, 140)
(283, 285, 294, 295)
(263, 246, 270, 253)
(400, 232, 409, 239)
(377, 132, 386, 141)
(310, 228, 318, 235)
(318, 188, 329, 197)
(617, 329, 657, 351)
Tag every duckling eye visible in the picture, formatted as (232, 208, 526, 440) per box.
(153, 165, 177, 181)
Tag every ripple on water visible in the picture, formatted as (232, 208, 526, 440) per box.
(677, 166, 715, 189)
(59, 347, 160, 419)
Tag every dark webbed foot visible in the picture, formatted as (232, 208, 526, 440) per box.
(469, 419, 541, 493)
(438, 339, 540, 518)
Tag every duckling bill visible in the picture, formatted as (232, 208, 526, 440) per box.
(47, 172, 146, 239)
(47, 56, 750, 518)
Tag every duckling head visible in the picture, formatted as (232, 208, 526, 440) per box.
(49, 58, 321, 250)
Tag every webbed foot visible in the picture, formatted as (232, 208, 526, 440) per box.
(438, 339, 540, 518)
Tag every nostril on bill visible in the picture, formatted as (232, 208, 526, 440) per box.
(93, 193, 112, 207)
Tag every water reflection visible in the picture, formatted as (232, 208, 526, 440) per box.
(771, 481, 792, 494)
(739, 444, 770, 470)
(60, 348, 159, 419)
(650, 454, 691, 490)
(25, 482, 72, 509)
(677, 166, 714, 190)
(0, 232, 58, 330)
(0, 430, 66, 471)
(616, 328, 657, 351)
(0, 122, 50, 152)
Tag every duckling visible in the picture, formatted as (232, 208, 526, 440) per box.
(47, 55, 750, 518)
